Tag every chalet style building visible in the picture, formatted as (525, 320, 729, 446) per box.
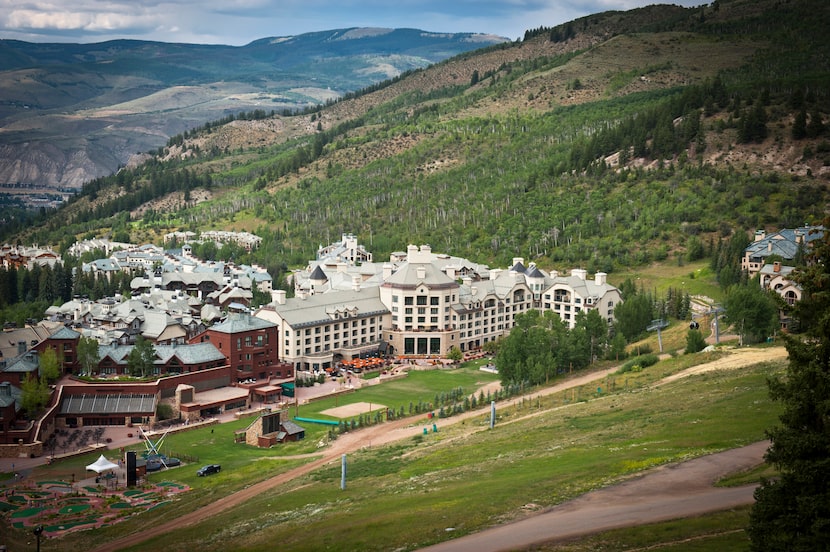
(742, 225, 823, 277)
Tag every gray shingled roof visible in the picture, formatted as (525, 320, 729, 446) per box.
(0, 382, 21, 409)
(382, 262, 458, 288)
(209, 312, 276, 333)
(50, 326, 81, 340)
(309, 265, 328, 281)
(98, 342, 225, 366)
(745, 226, 824, 262)
(282, 420, 305, 435)
(262, 287, 389, 329)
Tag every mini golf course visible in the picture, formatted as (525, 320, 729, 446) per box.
(2, 479, 189, 538)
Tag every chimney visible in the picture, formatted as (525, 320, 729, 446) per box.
(270, 289, 286, 305)
(416, 266, 426, 280)
(595, 272, 607, 286)
(489, 268, 502, 280)
(383, 263, 393, 280)
(754, 229, 766, 242)
(0, 382, 10, 397)
(352, 275, 361, 292)
(768, 241, 773, 252)
(17, 340, 26, 356)
(572, 269, 587, 280)
(773, 261, 781, 273)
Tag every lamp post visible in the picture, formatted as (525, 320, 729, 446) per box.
(33, 525, 43, 552)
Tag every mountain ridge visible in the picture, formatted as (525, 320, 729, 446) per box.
(0, 28, 509, 192)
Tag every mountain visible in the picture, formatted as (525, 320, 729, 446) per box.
(5, 0, 830, 275)
(0, 28, 508, 193)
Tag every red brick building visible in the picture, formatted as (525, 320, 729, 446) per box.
(190, 312, 291, 382)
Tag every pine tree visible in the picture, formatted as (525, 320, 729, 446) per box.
(748, 221, 830, 550)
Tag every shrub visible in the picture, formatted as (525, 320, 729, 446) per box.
(617, 353, 660, 374)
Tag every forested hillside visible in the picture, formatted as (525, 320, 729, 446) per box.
(5, 0, 830, 278)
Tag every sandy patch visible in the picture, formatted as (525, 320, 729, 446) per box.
(659, 346, 788, 386)
(322, 402, 387, 418)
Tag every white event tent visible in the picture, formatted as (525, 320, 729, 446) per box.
(86, 454, 119, 474)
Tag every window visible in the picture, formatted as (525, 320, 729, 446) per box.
(405, 297, 414, 305)
(417, 296, 427, 306)
(245, 336, 252, 347)
(431, 297, 439, 305)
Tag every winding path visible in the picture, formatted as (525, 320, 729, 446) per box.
(94, 347, 783, 552)
(419, 441, 767, 551)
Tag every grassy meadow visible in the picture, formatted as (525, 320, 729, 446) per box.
(35, 350, 786, 552)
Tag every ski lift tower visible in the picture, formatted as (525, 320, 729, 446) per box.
(647, 319, 669, 353)
(692, 305, 725, 344)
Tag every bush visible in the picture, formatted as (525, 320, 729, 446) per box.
(617, 353, 660, 374)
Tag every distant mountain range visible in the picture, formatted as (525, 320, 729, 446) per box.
(0, 28, 508, 193)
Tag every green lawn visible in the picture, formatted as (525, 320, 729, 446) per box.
(610, 260, 724, 303)
(297, 363, 500, 420)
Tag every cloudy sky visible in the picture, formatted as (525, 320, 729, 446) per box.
(0, 0, 706, 46)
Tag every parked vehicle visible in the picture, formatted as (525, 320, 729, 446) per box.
(197, 464, 221, 476)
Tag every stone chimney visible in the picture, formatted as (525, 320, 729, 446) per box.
(595, 272, 607, 286)
(572, 268, 587, 280)
(489, 268, 502, 280)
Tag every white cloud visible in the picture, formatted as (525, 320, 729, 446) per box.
(0, 0, 708, 44)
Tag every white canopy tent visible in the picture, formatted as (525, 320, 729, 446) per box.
(86, 454, 119, 473)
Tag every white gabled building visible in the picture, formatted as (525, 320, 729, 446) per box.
(540, 269, 621, 329)
(255, 287, 389, 372)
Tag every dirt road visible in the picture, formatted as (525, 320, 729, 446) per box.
(94, 346, 785, 552)
(419, 441, 767, 552)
